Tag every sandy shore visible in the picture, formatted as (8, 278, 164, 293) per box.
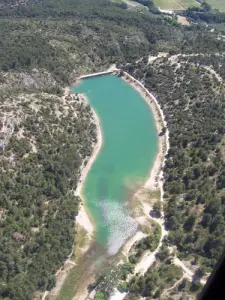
(75, 94, 103, 233)
(76, 205, 94, 234)
(75, 95, 103, 199)
(120, 231, 147, 259)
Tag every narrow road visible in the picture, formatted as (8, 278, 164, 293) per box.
(133, 214, 168, 276)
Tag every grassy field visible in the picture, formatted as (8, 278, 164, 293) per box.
(117, 0, 149, 10)
(113, 0, 225, 11)
(153, 0, 200, 10)
(205, 0, 225, 11)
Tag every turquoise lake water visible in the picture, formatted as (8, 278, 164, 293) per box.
(72, 74, 158, 255)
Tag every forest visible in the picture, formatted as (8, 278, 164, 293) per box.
(184, 1, 225, 23)
(0, 0, 225, 298)
(0, 90, 97, 299)
(121, 50, 225, 298)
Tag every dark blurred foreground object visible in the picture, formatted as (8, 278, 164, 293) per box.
(198, 252, 225, 299)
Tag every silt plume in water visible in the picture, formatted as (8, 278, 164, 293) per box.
(100, 200, 138, 255)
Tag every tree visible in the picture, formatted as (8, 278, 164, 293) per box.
(94, 291, 107, 300)
(166, 216, 180, 231)
(201, 213, 212, 227)
(151, 201, 162, 218)
(190, 280, 202, 293)
(183, 215, 196, 231)
(202, 2, 211, 12)
(195, 266, 207, 279)
(156, 246, 170, 262)
(118, 281, 128, 293)
(154, 289, 161, 298)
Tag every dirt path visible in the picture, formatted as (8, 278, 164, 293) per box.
(133, 212, 168, 276)
(109, 72, 170, 299)
(168, 53, 224, 83)
(122, 71, 170, 276)
(109, 70, 206, 299)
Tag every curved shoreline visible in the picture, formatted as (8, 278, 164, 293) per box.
(75, 70, 169, 238)
(111, 72, 206, 299)
(122, 71, 169, 191)
(70, 72, 170, 300)
(75, 94, 103, 234)
(121, 71, 170, 265)
(110, 72, 170, 300)
(75, 95, 103, 199)
(45, 71, 169, 300)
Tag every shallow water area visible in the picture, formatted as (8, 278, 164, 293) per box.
(72, 74, 158, 255)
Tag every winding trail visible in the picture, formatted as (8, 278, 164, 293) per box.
(121, 71, 170, 277)
(126, 64, 209, 287)
(110, 70, 206, 300)
(169, 53, 224, 82)
(109, 72, 170, 299)
(149, 52, 224, 83)
(133, 212, 168, 276)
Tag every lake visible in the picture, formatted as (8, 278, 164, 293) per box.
(73, 74, 158, 255)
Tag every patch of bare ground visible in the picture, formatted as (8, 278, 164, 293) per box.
(0, 68, 58, 92)
(177, 15, 190, 25)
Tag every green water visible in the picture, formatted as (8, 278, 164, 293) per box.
(73, 74, 157, 255)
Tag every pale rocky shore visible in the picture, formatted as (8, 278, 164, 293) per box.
(75, 94, 103, 234)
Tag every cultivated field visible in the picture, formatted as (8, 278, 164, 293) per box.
(153, 0, 200, 10)
(205, 0, 225, 11)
